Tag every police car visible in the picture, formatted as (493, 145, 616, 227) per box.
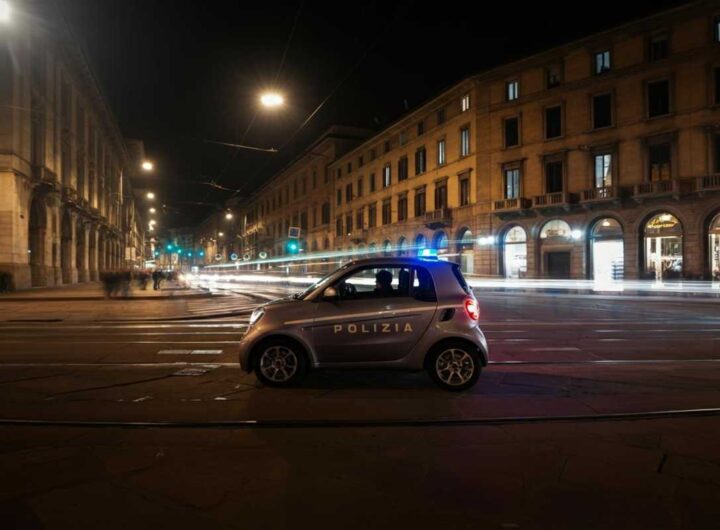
(238, 256, 488, 391)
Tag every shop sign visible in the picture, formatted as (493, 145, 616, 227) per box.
(647, 215, 678, 230)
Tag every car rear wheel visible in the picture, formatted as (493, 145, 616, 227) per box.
(427, 341, 481, 391)
(254, 339, 307, 387)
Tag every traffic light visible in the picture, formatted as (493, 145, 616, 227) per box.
(199, 250, 205, 257)
(286, 240, 299, 254)
(166, 244, 173, 252)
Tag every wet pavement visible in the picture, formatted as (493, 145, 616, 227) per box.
(0, 293, 719, 528)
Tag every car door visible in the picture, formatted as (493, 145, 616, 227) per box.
(311, 265, 437, 364)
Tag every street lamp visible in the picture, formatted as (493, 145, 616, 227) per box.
(225, 212, 233, 220)
(149, 207, 156, 214)
(260, 92, 284, 108)
(218, 232, 224, 237)
(142, 161, 154, 171)
(146, 192, 155, 200)
(0, 1, 11, 23)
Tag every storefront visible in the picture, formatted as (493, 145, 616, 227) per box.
(433, 231, 449, 258)
(456, 227, 474, 274)
(708, 213, 720, 281)
(539, 220, 573, 279)
(397, 237, 407, 257)
(503, 226, 527, 279)
(643, 212, 682, 280)
(415, 234, 427, 253)
(590, 218, 624, 282)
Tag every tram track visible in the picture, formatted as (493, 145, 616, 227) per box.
(1, 406, 720, 430)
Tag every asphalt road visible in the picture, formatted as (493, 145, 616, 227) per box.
(1, 292, 720, 529)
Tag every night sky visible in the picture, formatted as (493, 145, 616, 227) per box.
(56, 0, 692, 229)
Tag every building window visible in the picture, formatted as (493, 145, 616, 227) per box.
(504, 168, 520, 199)
(437, 139, 446, 166)
(370, 148, 376, 161)
(594, 50, 611, 74)
(321, 202, 330, 224)
(648, 34, 669, 61)
(384, 140, 390, 153)
(382, 164, 391, 188)
(300, 212, 308, 231)
(414, 187, 426, 217)
(382, 199, 392, 225)
(434, 181, 448, 210)
(370, 173, 376, 192)
(358, 156, 364, 168)
(714, 134, 720, 173)
(398, 195, 408, 221)
(417, 120, 424, 135)
(345, 183, 353, 202)
(715, 16, 720, 43)
(459, 177, 470, 206)
(356, 208, 364, 230)
(336, 189, 342, 206)
(312, 170, 317, 189)
(647, 79, 671, 118)
(504, 117, 519, 147)
(347, 162, 352, 174)
(546, 64, 562, 88)
(594, 153, 613, 188)
(345, 213, 353, 234)
(437, 107, 446, 125)
(714, 67, 720, 105)
(357, 178, 364, 198)
(648, 142, 672, 180)
(461, 94, 470, 112)
(368, 203, 377, 228)
(398, 156, 409, 181)
(336, 217, 342, 236)
(545, 106, 562, 139)
(399, 130, 407, 146)
(545, 160, 563, 193)
(592, 93, 613, 129)
(460, 126, 470, 156)
(336, 169, 341, 179)
(415, 146, 427, 174)
(506, 80, 519, 101)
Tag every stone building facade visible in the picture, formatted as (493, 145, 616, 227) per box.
(207, 1, 720, 282)
(0, 6, 146, 289)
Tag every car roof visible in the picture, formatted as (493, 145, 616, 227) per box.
(344, 257, 455, 269)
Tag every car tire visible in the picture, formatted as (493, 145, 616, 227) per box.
(427, 341, 482, 391)
(253, 338, 308, 388)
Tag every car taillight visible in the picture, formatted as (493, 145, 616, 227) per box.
(464, 298, 479, 321)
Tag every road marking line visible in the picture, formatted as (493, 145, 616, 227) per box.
(529, 347, 581, 351)
(158, 350, 193, 354)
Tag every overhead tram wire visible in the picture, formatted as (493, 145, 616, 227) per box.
(201, 1, 304, 205)
(226, 3, 410, 202)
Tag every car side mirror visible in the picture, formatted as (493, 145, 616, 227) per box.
(322, 286, 338, 299)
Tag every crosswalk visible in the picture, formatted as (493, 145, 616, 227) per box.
(186, 296, 260, 316)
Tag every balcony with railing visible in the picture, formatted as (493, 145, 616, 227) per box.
(492, 197, 531, 214)
(424, 208, 452, 228)
(532, 191, 573, 210)
(632, 178, 694, 200)
(697, 174, 720, 192)
(580, 185, 620, 204)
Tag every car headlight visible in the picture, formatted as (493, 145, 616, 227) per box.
(249, 308, 265, 326)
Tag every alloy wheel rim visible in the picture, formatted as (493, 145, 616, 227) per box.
(435, 349, 475, 386)
(259, 346, 298, 382)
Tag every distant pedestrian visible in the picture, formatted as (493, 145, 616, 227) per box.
(152, 270, 162, 291)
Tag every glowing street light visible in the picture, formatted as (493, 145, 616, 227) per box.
(218, 232, 224, 237)
(142, 161, 154, 171)
(149, 207, 156, 214)
(149, 219, 157, 225)
(0, 1, 11, 23)
(260, 92, 284, 108)
(146, 192, 155, 200)
(225, 212, 233, 220)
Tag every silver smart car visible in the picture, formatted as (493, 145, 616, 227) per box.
(238, 257, 488, 391)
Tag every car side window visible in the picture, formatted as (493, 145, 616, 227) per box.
(334, 266, 412, 300)
(412, 266, 437, 302)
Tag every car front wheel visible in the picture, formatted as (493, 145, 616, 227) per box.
(427, 341, 481, 391)
(254, 339, 307, 387)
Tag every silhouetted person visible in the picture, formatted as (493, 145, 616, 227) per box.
(152, 270, 161, 291)
(374, 269, 393, 296)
